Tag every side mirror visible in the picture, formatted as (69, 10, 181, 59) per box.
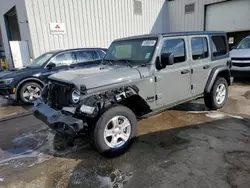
(46, 62, 56, 69)
(157, 53, 174, 69)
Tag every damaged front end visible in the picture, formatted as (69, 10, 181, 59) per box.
(32, 80, 140, 137)
(33, 99, 87, 136)
(32, 81, 89, 137)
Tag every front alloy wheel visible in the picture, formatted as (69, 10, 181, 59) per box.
(20, 82, 42, 104)
(104, 116, 132, 148)
(92, 105, 137, 156)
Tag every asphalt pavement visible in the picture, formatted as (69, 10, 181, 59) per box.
(0, 98, 31, 120)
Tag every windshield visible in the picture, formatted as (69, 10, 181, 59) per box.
(27, 52, 55, 67)
(236, 38, 250, 49)
(104, 38, 158, 64)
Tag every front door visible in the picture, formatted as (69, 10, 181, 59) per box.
(188, 35, 211, 96)
(155, 36, 192, 107)
(40, 51, 75, 81)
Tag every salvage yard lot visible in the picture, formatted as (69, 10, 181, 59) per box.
(0, 81, 250, 188)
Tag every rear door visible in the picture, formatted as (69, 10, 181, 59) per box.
(188, 35, 211, 95)
(71, 50, 100, 69)
(189, 34, 229, 96)
(155, 36, 192, 107)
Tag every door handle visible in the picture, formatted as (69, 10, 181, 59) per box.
(203, 65, 211, 69)
(181, 69, 190, 74)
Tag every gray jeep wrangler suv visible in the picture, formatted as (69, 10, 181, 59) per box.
(33, 31, 233, 155)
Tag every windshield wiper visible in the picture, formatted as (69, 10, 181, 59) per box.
(102, 59, 113, 65)
(117, 59, 133, 68)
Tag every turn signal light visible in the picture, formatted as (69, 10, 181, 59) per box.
(12, 88, 16, 93)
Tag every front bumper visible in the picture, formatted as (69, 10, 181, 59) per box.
(231, 69, 250, 78)
(0, 86, 17, 100)
(231, 66, 250, 77)
(32, 99, 86, 136)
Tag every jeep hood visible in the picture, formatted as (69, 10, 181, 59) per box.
(49, 65, 141, 89)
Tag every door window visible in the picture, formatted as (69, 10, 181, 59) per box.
(211, 36, 227, 57)
(74, 50, 99, 63)
(191, 37, 209, 60)
(161, 39, 186, 63)
(52, 52, 75, 66)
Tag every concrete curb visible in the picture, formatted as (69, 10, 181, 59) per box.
(0, 110, 33, 122)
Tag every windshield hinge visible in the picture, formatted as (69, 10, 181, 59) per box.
(155, 95, 158, 101)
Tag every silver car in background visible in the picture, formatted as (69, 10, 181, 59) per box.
(230, 35, 250, 77)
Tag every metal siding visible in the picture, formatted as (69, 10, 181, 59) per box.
(169, 0, 227, 32)
(206, 0, 250, 32)
(0, 0, 32, 67)
(25, 0, 40, 57)
(25, 0, 169, 57)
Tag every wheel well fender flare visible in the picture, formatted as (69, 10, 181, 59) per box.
(80, 85, 151, 118)
(205, 66, 231, 93)
(16, 78, 45, 97)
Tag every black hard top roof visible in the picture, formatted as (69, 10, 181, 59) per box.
(162, 31, 225, 37)
(115, 31, 225, 41)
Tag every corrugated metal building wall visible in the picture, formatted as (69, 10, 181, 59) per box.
(0, 0, 32, 65)
(168, 0, 227, 32)
(25, 0, 169, 58)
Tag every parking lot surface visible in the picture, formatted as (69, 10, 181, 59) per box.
(0, 81, 249, 188)
(0, 98, 30, 120)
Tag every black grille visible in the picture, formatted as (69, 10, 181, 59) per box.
(231, 57, 250, 61)
(232, 63, 250, 67)
(48, 81, 74, 108)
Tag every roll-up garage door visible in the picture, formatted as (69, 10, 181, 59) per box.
(205, 0, 250, 32)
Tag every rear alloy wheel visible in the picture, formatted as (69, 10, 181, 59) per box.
(20, 82, 42, 104)
(215, 83, 227, 105)
(204, 77, 228, 110)
(92, 105, 137, 156)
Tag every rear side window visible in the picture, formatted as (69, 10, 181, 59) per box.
(161, 39, 186, 63)
(211, 36, 227, 57)
(191, 37, 209, 60)
(73, 50, 99, 63)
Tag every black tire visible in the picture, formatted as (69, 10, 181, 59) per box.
(204, 77, 228, 110)
(19, 82, 42, 104)
(92, 105, 137, 156)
